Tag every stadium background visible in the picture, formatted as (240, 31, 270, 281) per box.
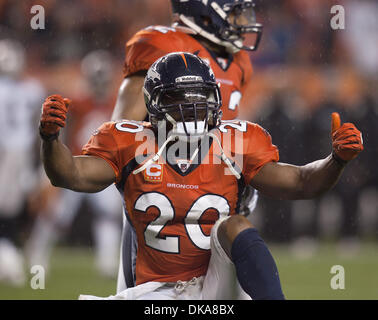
(0, 0, 377, 299)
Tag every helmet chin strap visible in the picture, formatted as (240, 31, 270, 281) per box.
(206, 131, 241, 179)
(165, 113, 208, 142)
(132, 134, 177, 175)
(133, 114, 203, 175)
(133, 115, 241, 180)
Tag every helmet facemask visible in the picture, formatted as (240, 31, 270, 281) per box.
(148, 82, 222, 142)
(221, 1, 263, 52)
(172, 0, 263, 53)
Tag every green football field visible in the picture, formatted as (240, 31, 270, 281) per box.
(0, 242, 377, 300)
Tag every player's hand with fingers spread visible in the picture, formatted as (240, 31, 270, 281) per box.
(331, 112, 363, 166)
(39, 94, 71, 141)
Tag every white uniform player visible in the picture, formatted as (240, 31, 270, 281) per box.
(26, 51, 123, 278)
(0, 39, 45, 286)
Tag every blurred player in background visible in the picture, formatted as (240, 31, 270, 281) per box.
(26, 50, 122, 278)
(113, 0, 262, 121)
(0, 38, 45, 286)
(113, 0, 263, 292)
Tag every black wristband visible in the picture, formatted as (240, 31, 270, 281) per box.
(39, 124, 59, 142)
(332, 152, 348, 167)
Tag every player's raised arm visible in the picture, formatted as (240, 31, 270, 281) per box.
(251, 113, 363, 200)
(40, 95, 116, 193)
(111, 74, 147, 121)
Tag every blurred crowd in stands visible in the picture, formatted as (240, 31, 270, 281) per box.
(0, 0, 377, 267)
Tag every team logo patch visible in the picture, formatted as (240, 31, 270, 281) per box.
(144, 164, 163, 183)
(176, 159, 191, 173)
(216, 57, 228, 70)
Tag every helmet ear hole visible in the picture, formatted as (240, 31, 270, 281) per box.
(201, 16, 211, 27)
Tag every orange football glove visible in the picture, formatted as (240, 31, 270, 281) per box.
(39, 94, 71, 141)
(331, 112, 363, 165)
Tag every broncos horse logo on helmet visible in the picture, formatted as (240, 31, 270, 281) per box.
(143, 52, 222, 141)
(171, 0, 263, 53)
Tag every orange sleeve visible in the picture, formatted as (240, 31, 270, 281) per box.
(123, 27, 197, 78)
(236, 51, 253, 96)
(243, 123, 279, 184)
(235, 51, 253, 116)
(123, 42, 168, 78)
(81, 122, 122, 183)
(123, 29, 172, 78)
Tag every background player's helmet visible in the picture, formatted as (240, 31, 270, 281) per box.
(81, 50, 113, 97)
(144, 52, 222, 139)
(171, 0, 263, 53)
(0, 39, 25, 78)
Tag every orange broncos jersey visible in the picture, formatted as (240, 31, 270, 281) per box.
(123, 25, 253, 120)
(82, 120, 278, 285)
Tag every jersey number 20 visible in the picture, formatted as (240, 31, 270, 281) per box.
(134, 192, 230, 253)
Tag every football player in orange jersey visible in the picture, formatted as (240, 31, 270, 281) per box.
(39, 53, 363, 299)
(112, 0, 262, 122)
(113, 0, 263, 292)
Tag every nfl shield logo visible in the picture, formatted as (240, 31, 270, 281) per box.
(177, 160, 190, 173)
(216, 57, 228, 70)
